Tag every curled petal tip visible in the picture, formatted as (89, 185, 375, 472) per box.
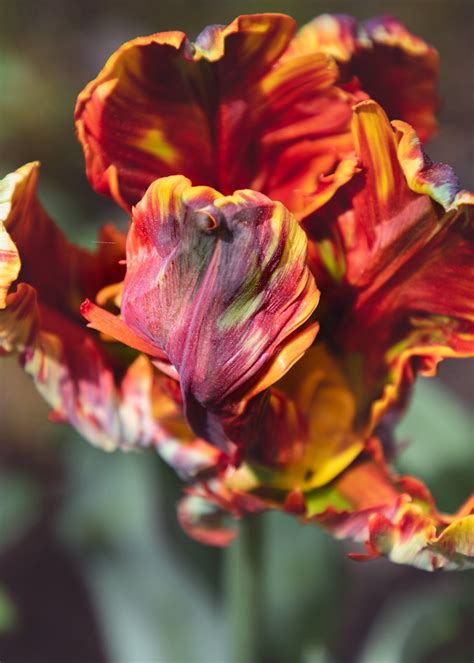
(177, 493, 238, 547)
(80, 297, 168, 360)
(79, 297, 93, 318)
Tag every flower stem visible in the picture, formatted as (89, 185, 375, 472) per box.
(225, 515, 264, 663)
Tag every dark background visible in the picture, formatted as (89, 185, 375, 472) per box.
(0, 1, 473, 661)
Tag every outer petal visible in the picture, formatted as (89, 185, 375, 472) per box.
(310, 445, 474, 571)
(304, 101, 474, 429)
(0, 164, 209, 462)
(0, 224, 21, 309)
(75, 13, 356, 215)
(178, 479, 268, 547)
(0, 162, 126, 316)
(85, 176, 319, 451)
(2, 278, 217, 467)
(288, 14, 439, 141)
(177, 438, 474, 570)
(0, 281, 163, 452)
(177, 494, 238, 547)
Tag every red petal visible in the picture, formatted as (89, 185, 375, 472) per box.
(75, 14, 355, 216)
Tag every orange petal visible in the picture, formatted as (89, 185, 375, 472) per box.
(0, 165, 196, 458)
(81, 298, 167, 359)
(179, 436, 474, 570)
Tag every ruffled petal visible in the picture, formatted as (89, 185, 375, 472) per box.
(0, 283, 39, 352)
(177, 493, 238, 547)
(75, 13, 356, 215)
(309, 444, 474, 571)
(362, 509, 474, 571)
(0, 162, 126, 316)
(0, 225, 21, 309)
(178, 478, 269, 546)
(304, 101, 474, 430)
(177, 438, 474, 570)
(0, 165, 206, 460)
(85, 175, 319, 452)
(2, 280, 208, 459)
(289, 14, 439, 141)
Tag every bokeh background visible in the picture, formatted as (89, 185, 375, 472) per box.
(0, 1, 473, 661)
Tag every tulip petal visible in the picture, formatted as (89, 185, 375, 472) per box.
(304, 101, 474, 429)
(0, 165, 207, 460)
(0, 162, 126, 315)
(178, 437, 474, 570)
(0, 225, 21, 309)
(289, 14, 439, 141)
(86, 176, 319, 451)
(1, 279, 211, 461)
(178, 478, 269, 546)
(364, 510, 474, 571)
(75, 13, 356, 215)
(178, 493, 238, 547)
(305, 442, 474, 571)
(0, 283, 39, 352)
(126, 177, 320, 447)
(81, 298, 168, 359)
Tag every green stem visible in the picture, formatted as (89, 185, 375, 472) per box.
(225, 515, 264, 663)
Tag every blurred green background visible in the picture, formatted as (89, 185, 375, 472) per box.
(0, 1, 473, 662)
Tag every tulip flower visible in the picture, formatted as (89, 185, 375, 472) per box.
(1, 13, 472, 571)
(80, 98, 473, 570)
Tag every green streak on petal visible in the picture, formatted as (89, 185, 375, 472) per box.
(304, 484, 352, 518)
(318, 238, 346, 282)
(217, 289, 265, 332)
